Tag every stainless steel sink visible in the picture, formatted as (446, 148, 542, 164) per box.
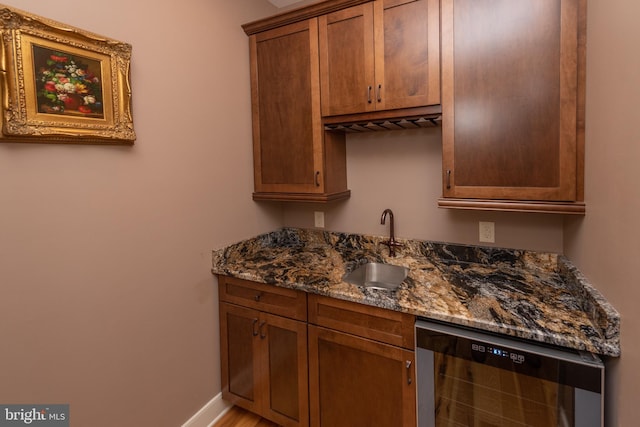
(343, 262, 409, 291)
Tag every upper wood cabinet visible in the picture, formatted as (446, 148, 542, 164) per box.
(249, 19, 349, 202)
(439, 0, 586, 214)
(319, 0, 440, 118)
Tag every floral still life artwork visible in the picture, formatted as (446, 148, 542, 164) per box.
(0, 4, 135, 144)
(34, 46, 104, 118)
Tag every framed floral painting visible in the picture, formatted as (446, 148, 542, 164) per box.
(0, 5, 135, 144)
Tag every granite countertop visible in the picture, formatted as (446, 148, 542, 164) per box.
(211, 227, 620, 357)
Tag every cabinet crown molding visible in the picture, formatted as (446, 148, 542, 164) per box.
(242, 0, 371, 35)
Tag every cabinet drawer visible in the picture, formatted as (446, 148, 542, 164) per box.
(218, 275, 307, 321)
(308, 294, 414, 349)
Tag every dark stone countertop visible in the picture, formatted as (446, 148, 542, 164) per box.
(211, 228, 620, 357)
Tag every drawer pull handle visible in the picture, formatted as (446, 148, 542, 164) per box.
(259, 321, 267, 339)
(367, 86, 372, 104)
(315, 171, 321, 187)
(252, 318, 259, 337)
(377, 84, 382, 103)
(406, 360, 412, 385)
(254, 293, 262, 302)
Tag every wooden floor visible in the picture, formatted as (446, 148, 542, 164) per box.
(213, 406, 280, 427)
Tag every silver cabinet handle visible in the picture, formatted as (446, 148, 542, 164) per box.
(406, 360, 413, 385)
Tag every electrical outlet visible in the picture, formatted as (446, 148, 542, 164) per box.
(479, 221, 495, 243)
(314, 211, 325, 228)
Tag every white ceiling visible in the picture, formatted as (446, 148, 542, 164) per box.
(267, 0, 306, 7)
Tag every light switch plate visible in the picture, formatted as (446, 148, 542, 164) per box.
(479, 221, 495, 243)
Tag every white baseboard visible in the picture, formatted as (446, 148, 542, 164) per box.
(181, 393, 232, 427)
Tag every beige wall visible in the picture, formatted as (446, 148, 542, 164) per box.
(1, 0, 636, 425)
(283, 128, 565, 253)
(0, 1, 279, 426)
(563, 0, 640, 425)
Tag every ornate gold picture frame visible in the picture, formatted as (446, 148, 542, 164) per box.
(0, 5, 135, 144)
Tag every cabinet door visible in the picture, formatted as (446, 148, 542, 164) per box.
(219, 302, 261, 413)
(440, 0, 585, 207)
(375, 0, 440, 111)
(319, 3, 375, 116)
(251, 19, 324, 195)
(261, 313, 309, 427)
(220, 303, 309, 427)
(308, 325, 416, 427)
(320, 0, 439, 117)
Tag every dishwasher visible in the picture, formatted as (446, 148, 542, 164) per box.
(415, 319, 605, 427)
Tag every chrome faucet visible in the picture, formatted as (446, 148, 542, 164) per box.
(380, 208, 403, 257)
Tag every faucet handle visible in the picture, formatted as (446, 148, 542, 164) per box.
(382, 238, 403, 257)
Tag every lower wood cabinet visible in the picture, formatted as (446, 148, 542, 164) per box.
(307, 294, 416, 427)
(217, 276, 416, 427)
(219, 277, 309, 427)
(308, 325, 416, 427)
